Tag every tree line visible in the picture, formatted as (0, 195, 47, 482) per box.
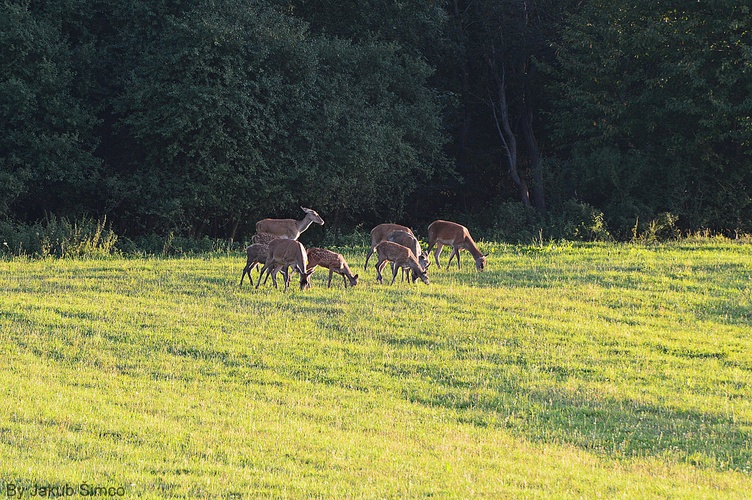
(1, 0, 750, 244)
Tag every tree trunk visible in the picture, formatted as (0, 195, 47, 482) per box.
(521, 100, 545, 210)
(230, 218, 240, 244)
(491, 61, 531, 209)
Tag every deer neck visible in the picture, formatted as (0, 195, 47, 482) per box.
(464, 237, 483, 259)
(294, 260, 307, 274)
(406, 257, 422, 272)
(295, 214, 315, 238)
(341, 262, 354, 279)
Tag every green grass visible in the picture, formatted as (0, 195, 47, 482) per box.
(1, 240, 751, 498)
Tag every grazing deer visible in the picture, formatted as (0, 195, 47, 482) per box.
(239, 243, 269, 286)
(364, 223, 414, 270)
(255, 207, 324, 240)
(374, 241, 429, 285)
(426, 220, 487, 271)
(386, 230, 429, 281)
(306, 248, 359, 288)
(256, 239, 313, 291)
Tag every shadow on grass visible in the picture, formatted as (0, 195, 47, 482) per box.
(386, 362, 752, 474)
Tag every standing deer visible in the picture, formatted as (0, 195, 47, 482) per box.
(426, 220, 487, 271)
(255, 207, 324, 240)
(256, 239, 314, 291)
(239, 243, 269, 286)
(374, 241, 429, 285)
(364, 223, 414, 270)
(306, 248, 359, 288)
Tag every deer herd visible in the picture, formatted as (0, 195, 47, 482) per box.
(240, 207, 488, 291)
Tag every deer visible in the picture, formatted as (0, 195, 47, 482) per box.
(374, 241, 429, 285)
(306, 248, 359, 288)
(251, 232, 278, 245)
(386, 230, 429, 282)
(255, 207, 324, 240)
(426, 220, 487, 271)
(364, 223, 415, 270)
(239, 243, 269, 287)
(256, 238, 314, 291)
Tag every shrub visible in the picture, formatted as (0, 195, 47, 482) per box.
(489, 202, 541, 243)
(0, 216, 118, 258)
(550, 200, 613, 242)
(631, 212, 681, 243)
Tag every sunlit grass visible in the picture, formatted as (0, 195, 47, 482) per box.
(1, 241, 751, 497)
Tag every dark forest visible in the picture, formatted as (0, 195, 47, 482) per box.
(2, 0, 750, 247)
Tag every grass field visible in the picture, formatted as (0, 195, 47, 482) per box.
(1, 240, 751, 498)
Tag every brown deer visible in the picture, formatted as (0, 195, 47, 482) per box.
(386, 230, 429, 281)
(255, 207, 324, 240)
(239, 243, 269, 287)
(374, 241, 429, 285)
(426, 220, 487, 271)
(364, 223, 414, 270)
(256, 238, 314, 291)
(306, 248, 359, 288)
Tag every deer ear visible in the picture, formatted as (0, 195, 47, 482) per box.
(301, 206, 311, 213)
(353, 274, 359, 279)
(484, 253, 489, 257)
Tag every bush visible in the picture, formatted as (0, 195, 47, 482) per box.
(549, 200, 613, 242)
(631, 212, 681, 243)
(469, 200, 613, 244)
(0, 216, 119, 258)
(488, 202, 541, 243)
(128, 233, 241, 256)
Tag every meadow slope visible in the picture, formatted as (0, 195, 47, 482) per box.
(1, 241, 751, 498)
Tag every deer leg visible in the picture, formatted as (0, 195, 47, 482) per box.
(390, 262, 400, 285)
(327, 270, 334, 288)
(425, 241, 435, 257)
(244, 261, 259, 287)
(250, 262, 260, 286)
(269, 266, 281, 289)
(285, 265, 296, 291)
(364, 247, 376, 270)
(283, 266, 292, 290)
(240, 264, 249, 286)
(433, 243, 444, 268)
(375, 259, 388, 284)
(447, 248, 460, 269)
(406, 265, 414, 283)
(256, 263, 271, 289)
(279, 265, 289, 289)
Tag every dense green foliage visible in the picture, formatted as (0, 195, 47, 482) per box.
(0, 1, 100, 219)
(1, 242, 751, 495)
(1, 0, 750, 242)
(549, 0, 752, 235)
